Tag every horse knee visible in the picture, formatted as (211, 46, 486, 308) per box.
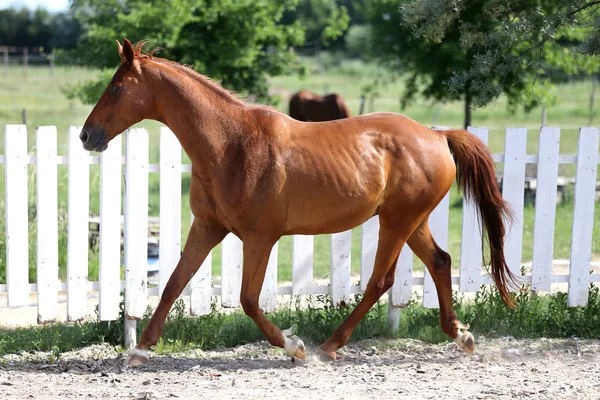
(366, 276, 386, 294)
(383, 272, 395, 292)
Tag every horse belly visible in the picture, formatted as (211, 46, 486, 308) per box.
(284, 173, 385, 235)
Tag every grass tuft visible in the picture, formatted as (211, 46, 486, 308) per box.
(1, 284, 599, 358)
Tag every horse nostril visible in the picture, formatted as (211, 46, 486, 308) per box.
(80, 130, 89, 143)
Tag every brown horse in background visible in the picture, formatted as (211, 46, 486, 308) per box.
(80, 39, 517, 366)
(289, 90, 351, 121)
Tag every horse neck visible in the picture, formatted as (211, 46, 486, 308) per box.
(146, 61, 248, 165)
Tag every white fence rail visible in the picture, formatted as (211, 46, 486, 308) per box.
(1, 124, 600, 343)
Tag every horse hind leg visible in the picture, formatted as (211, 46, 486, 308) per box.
(407, 220, 474, 354)
(318, 224, 407, 360)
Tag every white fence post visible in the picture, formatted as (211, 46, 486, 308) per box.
(221, 233, 243, 308)
(36, 126, 58, 322)
(502, 128, 527, 283)
(568, 127, 599, 306)
(4, 125, 29, 307)
(98, 135, 122, 321)
(459, 127, 487, 292)
(424, 192, 449, 308)
(190, 212, 214, 316)
(391, 246, 414, 307)
(531, 127, 560, 292)
(331, 230, 352, 306)
(67, 126, 89, 321)
(159, 127, 182, 297)
(124, 128, 149, 348)
(360, 216, 379, 291)
(260, 242, 278, 313)
(292, 235, 314, 295)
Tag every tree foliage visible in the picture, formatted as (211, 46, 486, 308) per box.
(66, 0, 348, 105)
(366, 0, 600, 127)
(0, 7, 81, 51)
(280, 0, 360, 49)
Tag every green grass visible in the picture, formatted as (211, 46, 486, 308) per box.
(0, 62, 599, 284)
(1, 284, 599, 357)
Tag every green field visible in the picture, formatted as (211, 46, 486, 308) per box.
(0, 61, 599, 284)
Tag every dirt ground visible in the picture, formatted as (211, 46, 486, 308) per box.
(0, 337, 599, 400)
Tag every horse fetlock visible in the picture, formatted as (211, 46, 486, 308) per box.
(283, 334, 306, 360)
(315, 345, 337, 362)
(453, 326, 475, 355)
(124, 347, 149, 367)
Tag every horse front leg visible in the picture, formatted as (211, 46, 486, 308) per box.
(126, 217, 228, 366)
(240, 237, 307, 360)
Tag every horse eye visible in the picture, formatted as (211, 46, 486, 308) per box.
(110, 84, 120, 94)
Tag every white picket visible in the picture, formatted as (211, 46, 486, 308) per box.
(98, 135, 122, 321)
(330, 230, 352, 305)
(390, 245, 414, 307)
(459, 127, 487, 292)
(502, 128, 527, 282)
(424, 192, 450, 308)
(36, 126, 58, 322)
(568, 128, 599, 306)
(360, 216, 379, 291)
(159, 127, 182, 297)
(4, 125, 28, 307)
(531, 127, 560, 292)
(190, 248, 212, 316)
(67, 126, 89, 320)
(189, 212, 213, 316)
(292, 235, 314, 295)
(221, 233, 243, 308)
(259, 242, 278, 313)
(124, 128, 149, 319)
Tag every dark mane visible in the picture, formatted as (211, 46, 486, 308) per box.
(131, 40, 246, 106)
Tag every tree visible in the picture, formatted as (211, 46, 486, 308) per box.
(65, 0, 347, 105)
(366, 0, 600, 128)
(0, 6, 82, 52)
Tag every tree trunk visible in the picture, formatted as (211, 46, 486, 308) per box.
(464, 91, 472, 129)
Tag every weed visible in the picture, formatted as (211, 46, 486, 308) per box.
(0, 284, 599, 357)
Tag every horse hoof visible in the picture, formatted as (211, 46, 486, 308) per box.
(315, 346, 337, 362)
(284, 334, 306, 361)
(124, 347, 149, 367)
(454, 330, 475, 355)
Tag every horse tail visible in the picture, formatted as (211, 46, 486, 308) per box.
(443, 129, 518, 307)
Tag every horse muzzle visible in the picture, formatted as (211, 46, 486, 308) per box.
(80, 126, 109, 152)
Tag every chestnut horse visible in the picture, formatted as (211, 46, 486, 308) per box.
(289, 90, 351, 121)
(81, 39, 517, 366)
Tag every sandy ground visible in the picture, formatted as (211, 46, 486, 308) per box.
(0, 337, 599, 400)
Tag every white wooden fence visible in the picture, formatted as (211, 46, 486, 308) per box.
(1, 124, 600, 345)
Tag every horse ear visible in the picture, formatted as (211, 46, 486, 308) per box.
(122, 38, 135, 66)
(115, 40, 124, 58)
